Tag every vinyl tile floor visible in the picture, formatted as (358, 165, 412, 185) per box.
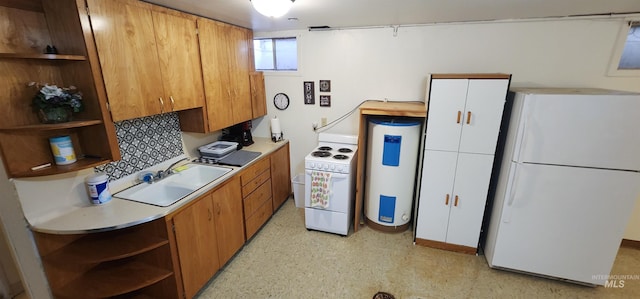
(196, 198, 640, 299)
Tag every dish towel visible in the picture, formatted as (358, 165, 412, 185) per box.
(310, 171, 332, 209)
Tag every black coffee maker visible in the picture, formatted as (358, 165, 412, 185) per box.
(220, 121, 254, 147)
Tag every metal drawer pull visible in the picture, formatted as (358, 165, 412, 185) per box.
(170, 96, 175, 111)
(445, 194, 450, 205)
(467, 111, 471, 124)
(457, 111, 461, 123)
(454, 195, 459, 207)
(159, 97, 164, 114)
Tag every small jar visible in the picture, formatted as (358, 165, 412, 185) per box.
(86, 172, 111, 205)
(49, 136, 76, 165)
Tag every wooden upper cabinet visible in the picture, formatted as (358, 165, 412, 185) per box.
(197, 18, 254, 132)
(87, 0, 204, 122)
(250, 71, 267, 118)
(152, 10, 204, 112)
(0, 0, 121, 177)
(87, 0, 164, 121)
(197, 18, 235, 131)
(227, 25, 253, 124)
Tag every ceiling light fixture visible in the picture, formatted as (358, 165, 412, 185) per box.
(250, 0, 295, 18)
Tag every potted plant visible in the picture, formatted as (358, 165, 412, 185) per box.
(28, 82, 84, 123)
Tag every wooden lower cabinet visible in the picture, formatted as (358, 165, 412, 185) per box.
(239, 156, 273, 238)
(170, 176, 245, 298)
(32, 145, 290, 298)
(270, 143, 291, 211)
(33, 218, 179, 299)
(211, 176, 245, 266)
(172, 194, 220, 299)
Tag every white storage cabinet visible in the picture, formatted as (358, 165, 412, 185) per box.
(415, 74, 510, 253)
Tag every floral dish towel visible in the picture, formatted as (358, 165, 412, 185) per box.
(310, 171, 332, 209)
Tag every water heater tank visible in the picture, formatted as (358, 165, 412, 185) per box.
(365, 118, 421, 232)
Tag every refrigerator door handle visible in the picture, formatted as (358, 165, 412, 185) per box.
(503, 164, 521, 223)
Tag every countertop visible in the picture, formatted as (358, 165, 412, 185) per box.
(28, 138, 289, 234)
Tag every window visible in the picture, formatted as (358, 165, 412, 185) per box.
(254, 37, 297, 71)
(608, 20, 640, 76)
(618, 22, 640, 69)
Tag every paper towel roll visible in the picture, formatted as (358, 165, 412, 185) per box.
(271, 117, 282, 134)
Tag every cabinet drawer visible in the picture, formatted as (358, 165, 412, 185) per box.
(241, 169, 270, 198)
(243, 179, 272, 220)
(240, 157, 270, 186)
(245, 198, 272, 239)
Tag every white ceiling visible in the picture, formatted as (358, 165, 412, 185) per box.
(144, 0, 640, 32)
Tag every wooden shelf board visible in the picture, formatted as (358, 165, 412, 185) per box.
(0, 52, 87, 60)
(44, 232, 169, 264)
(55, 262, 173, 298)
(11, 157, 111, 178)
(360, 101, 427, 117)
(0, 119, 103, 133)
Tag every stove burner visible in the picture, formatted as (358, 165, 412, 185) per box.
(333, 154, 349, 160)
(312, 151, 331, 158)
(338, 148, 353, 153)
(317, 146, 333, 151)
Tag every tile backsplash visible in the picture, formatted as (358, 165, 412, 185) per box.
(95, 113, 184, 181)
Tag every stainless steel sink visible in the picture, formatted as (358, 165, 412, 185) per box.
(114, 164, 232, 207)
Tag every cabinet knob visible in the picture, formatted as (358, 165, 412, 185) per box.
(159, 97, 165, 114)
(170, 96, 176, 112)
(457, 111, 462, 124)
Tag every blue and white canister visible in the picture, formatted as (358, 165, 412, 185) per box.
(86, 172, 112, 205)
(49, 135, 76, 165)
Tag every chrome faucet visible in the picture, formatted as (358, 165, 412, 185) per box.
(156, 157, 190, 180)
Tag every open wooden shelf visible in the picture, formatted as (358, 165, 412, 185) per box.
(54, 262, 173, 298)
(0, 119, 103, 133)
(43, 232, 169, 264)
(0, 52, 87, 60)
(12, 156, 111, 178)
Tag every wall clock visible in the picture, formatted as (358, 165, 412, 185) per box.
(274, 93, 290, 110)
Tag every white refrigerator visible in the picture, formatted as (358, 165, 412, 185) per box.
(483, 88, 640, 286)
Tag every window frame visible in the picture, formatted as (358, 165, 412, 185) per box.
(607, 18, 640, 77)
(253, 36, 299, 72)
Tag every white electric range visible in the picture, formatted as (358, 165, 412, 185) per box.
(304, 133, 358, 236)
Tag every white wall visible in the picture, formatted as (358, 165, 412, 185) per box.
(250, 17, 640, 240)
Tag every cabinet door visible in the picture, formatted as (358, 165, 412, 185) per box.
(227, 25, 253, 124)
(458, 79, 509, 155)
(415, 150, 457, 242)
(152, 11, 205, 112)
(211, 176, 245, 266)
(173, 195, 220, 299)
(250, 71, 267, 118)
(197, 18, 234, 131)
(270, 143, 291, 211)
(445, 153, 495, 248)
(425, 79, 468, 152)
(87, 0, 164, 121)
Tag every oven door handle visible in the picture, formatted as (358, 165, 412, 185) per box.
(305, 170, 349, 179)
